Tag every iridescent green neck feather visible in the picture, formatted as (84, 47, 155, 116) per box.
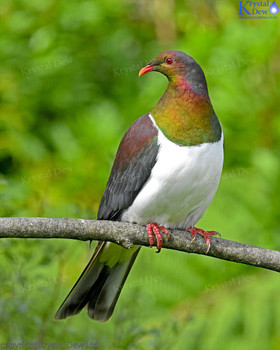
(151, 78, 221, 146)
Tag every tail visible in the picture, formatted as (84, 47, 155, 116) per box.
(55, 242, 140, 322)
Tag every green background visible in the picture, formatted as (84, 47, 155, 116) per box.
(1, 0, 280, 349)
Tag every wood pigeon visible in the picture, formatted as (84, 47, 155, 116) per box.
(55, 50, 224, 322)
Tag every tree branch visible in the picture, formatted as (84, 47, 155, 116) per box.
(0, 217, 279, 273)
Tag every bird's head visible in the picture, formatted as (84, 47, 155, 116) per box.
(139, 50, 208, 95)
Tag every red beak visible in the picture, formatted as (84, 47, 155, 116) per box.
(139, 64, 155, 77)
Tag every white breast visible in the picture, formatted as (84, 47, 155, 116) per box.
(121, 114, 224, 229)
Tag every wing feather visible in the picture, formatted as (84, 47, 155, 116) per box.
(98, 114, 159, 221)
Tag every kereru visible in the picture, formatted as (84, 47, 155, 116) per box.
(55, 50, 224, 322)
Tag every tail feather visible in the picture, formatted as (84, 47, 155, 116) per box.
(87, 249, 139, 321)
(55, 242, 140, 322)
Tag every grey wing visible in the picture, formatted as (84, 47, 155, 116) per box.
(98, 114, 159, 221)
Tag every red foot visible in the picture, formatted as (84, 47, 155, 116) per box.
(187, 227, 221, 254)
(146, 223, 170, 253)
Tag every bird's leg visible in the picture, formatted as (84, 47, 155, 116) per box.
(187, 227, 221, 254)
(146, 223, 170, 253)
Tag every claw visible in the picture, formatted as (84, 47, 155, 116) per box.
(147, 224, 155, 247)
(146, 223, 170, 253)
(187, 227, 220, 254)
(158, 225, 170, 241)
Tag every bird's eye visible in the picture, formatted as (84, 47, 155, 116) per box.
(165, 57, 173, 65)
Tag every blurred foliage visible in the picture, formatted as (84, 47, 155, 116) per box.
(0, 0, 280, 348)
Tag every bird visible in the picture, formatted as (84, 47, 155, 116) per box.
(55, 50, 224, 322)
